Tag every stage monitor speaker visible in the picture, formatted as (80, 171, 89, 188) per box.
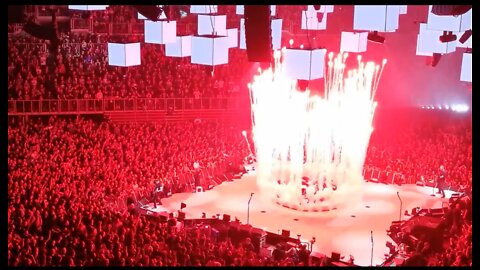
(167, 218, 176, 227)
(281, 229, 290, 237)
(331, 252, 341, 262)
(178, 211, 186, 221)
(137, 198, 149, 207)
(127, 197, 135, 205)
(244, 5, 272, 63)
(159, 214, 168, 222)
(223, 214, 231, 222)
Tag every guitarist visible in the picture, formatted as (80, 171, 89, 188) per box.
(437, 165, 446, 198)
(152, 179, 164, 208)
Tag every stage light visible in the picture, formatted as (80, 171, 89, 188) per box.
(445, 105, 449, 110)
(452, 104, 469, 112)
(300, 44, 304, 49)
(439, 31, 457, 43)
(438, 106, 442, 110)
(289, 39, 294, 46)
(242, 130, 247, 137)
(431, 53, 441, 67)
(458, 29, 472, 44)
(421, 106, 425, 109)
(367, 31, 385, 44)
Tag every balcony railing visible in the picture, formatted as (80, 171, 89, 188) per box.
(71, 18, 92, 32)
(8, 97, 247, 115)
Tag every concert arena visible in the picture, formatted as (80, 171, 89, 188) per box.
(8, 5, 471, 267)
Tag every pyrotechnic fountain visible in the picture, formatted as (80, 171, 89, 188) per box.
(248, 50, 386, 211)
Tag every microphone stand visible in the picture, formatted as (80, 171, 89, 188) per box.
(370, 231, 374, 267)
(247, 193, 254, 225)
(430, 177, 437, 196)
(397, 192, 402, 221)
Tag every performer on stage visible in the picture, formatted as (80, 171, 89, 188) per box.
(437, 165, 446, 198)
(152, 179, 164, 208)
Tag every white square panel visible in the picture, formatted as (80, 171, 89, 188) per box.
(301, 10, 328, 30)
(460, 53, 472, 82)
(226, 28, 238, 48)
(108, 43, 126, 66)
(415, 39, 433, 56)
(240, 18, 246, 49)
(68, 5, 108, 11)
(353, 5, 400, 32)
(125, 43, 141, 66)
(190, 5, 218, 14)
(270, 5, 276, 16)
(198, 14, 227, 36)
(166, 35, 192, 57)
(307, 5, 334, 13)
(340, 32, 368, 53)
(144, 20, 176, 44)
(416, 23, 456, 55)
(283, 49, 327, 80)
(191, 36, 229, 66)
(427, 5, 472, 32)
(108, 42, 141, 67)
(271, 18, 282, 50)
(399, 5, 407, 15)
(319, 5, 334, 13)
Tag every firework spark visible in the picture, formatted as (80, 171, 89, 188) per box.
(249, 50, 386, 211)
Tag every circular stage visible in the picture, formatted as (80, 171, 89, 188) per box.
(156, 170, 449, 266)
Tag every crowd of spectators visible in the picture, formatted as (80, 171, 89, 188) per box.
(364, 110, 472, 192)
(424, 195, 472, 266)
(8, 116, 253, 266)
(8, 111, 472, 266)
(8, 23, 252, 101)
(400, 194, 472, 267)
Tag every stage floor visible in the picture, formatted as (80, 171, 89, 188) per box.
(146, 171, 451, 266)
